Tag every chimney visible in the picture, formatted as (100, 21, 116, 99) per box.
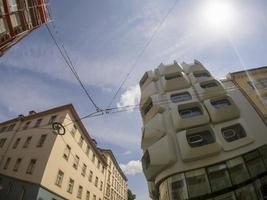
(92, 139, 97, 146)
(29, 110, 36, 115)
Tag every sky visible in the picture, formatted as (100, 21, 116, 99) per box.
(1, 0, 267, 199)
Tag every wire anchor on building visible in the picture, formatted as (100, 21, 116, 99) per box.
(52, 122, 66, 135)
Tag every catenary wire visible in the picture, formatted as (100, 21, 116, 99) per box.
(45, 23, 101, 111)
(106, 0, 180, 109)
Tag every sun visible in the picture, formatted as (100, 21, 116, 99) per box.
(200, 0, 235, 31)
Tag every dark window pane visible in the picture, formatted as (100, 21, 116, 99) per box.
(227, 157, 250, 185)
(211, 99, 231, 109)
(187, 130, 215, 148)
(222, 124, 246, 142)
(193, 71, 210, 78)
(207, 163, 232, 192)
(244, 150, 266, 177)
(165, 73, 181, 80)
(186, 169, 211, 198)
(143, 100, 153, 116)
(179, 107, 202, 118)
(200, 81, 218, 89)
(235, 184, 258, 200)
(171, 92, 192, 103)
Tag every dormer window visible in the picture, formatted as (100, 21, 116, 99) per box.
(211, 98, 231, 109)
(200, 81, 218, 89)
(165, 72, 181, 80)
(171, 92, 192, 103)
(187, 130, 215, 147)
(179, 106, 202, 118)
(221, 124, 246, 142)
(193, 71, 210, 78)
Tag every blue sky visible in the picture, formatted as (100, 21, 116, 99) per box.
(1, 0, 267, 199)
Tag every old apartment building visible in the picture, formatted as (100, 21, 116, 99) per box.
(100, 149, 128, 200)
(0, 104, 128, 200)
(229, 66, 267, 125)
(139, 60, 267, 200)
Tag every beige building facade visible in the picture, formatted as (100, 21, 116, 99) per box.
(100, 149, 128, 200)
(139, 60, 267, 200)
(228, 66, 267, 124)
(0, 104, 128, 200)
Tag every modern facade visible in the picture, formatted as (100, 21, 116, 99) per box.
(228, 66, 267, 125)
(0, 104, 128, 200)
(0, 0, 50, 56)
(139, 60, 267, 200)
(100, 149, 128, 200)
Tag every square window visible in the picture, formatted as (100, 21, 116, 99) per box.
(185, 168, 211, 198)
(207, 163, 232, 192)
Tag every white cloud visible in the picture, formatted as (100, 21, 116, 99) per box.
(117, 85, 140, 111)
(123, 150, 132, 155)
(120, 160, 142, 175)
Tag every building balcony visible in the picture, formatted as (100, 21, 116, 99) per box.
(140, 96, 164, 125)
(170, 101, 210, 131)
(139, 71, 157, 90)
(204, 95, 240, 123)
(141, 135, 176, 181)
(140, 81, 158, 104)
(188, 70, 214, 84)
(160, 71, 190, 92)
(194, 79, 226, 101)
(158, 61, 183, 76)
(181, 60, 207, 74)
(141, 114, 166, 150)
(214, 119, 254, 151)
(176, 125, 221, 161)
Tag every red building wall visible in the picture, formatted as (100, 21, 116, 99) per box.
(0, 0, 50, 56)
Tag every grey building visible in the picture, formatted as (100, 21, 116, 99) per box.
(139, 60, 267, 200)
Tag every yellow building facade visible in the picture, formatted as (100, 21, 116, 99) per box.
(100, 149, 128, 200)
(229, 66, 267, 125)
(0, 104, 128, 200)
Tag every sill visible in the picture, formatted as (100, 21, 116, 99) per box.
(55, 183, 62, 188)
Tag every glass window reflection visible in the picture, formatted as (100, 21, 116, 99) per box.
(235, 184, 258, 200)
(159, 180, 170, 200)
(170, 174, 188, 200)
(227, 157, 250, 185)
(244, 150, 265, 177)
(207, 163, 232, 192)
(185, 168, 211, 198)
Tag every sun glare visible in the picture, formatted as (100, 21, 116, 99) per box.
(200, 0, 235, 31)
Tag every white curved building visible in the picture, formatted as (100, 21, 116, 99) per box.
(139, 60, 267, 200)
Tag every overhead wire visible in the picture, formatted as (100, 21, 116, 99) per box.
(106, 0, 180, 109)
(45, 23, 101, 111)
